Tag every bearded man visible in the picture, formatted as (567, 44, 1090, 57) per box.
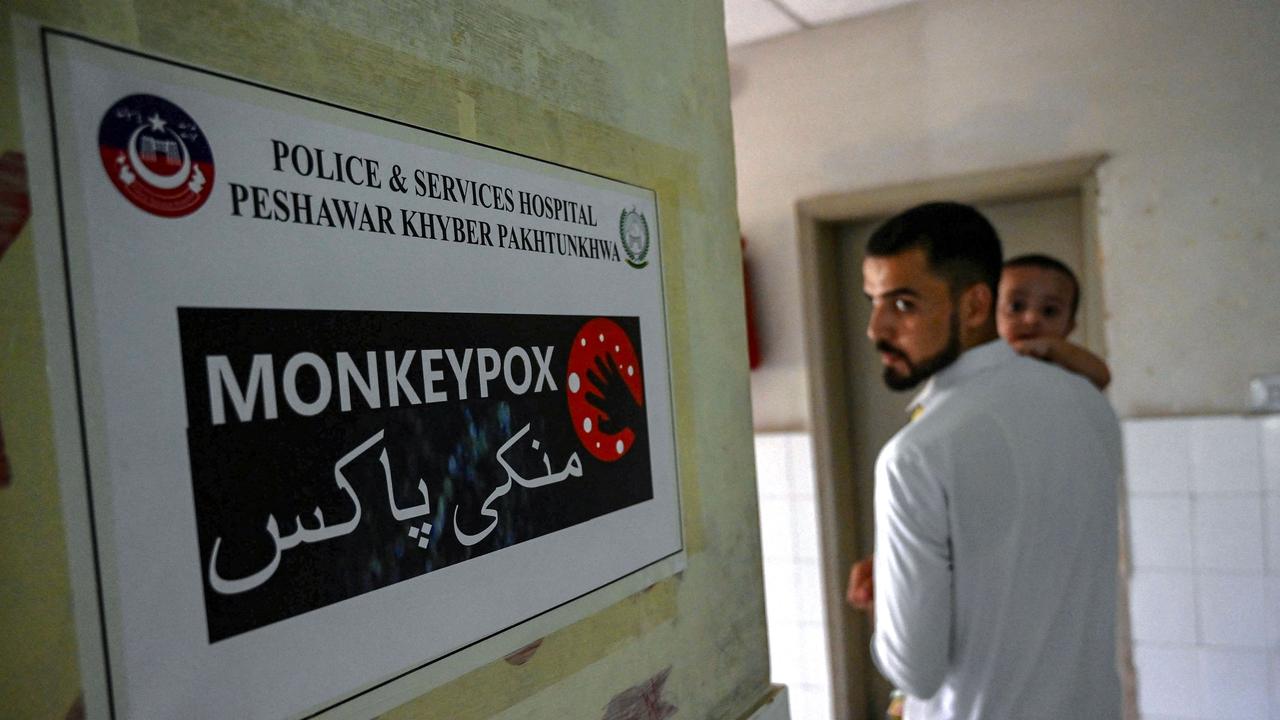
(850, 202, 1123, 720)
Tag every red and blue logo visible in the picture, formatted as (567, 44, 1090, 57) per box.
(98, 94, 214, 218)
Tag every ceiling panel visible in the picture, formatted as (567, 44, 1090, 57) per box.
(779, 0, 919, 24)
(724, 0, 803, 47)
(724, 0, 921, 47)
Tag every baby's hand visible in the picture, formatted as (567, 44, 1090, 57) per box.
(1011, 337, 1112, 389)
(1009, 337, 1058, 360)
(846, 555, 875, 613)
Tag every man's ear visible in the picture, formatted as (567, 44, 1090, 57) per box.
(958, 283, 994, 329)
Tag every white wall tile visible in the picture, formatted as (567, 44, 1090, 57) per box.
(1199, 648, 1269, 720)
(781, 686, 804, 720)
(798, 622, 828, 677)
(1267, 494, 1280, 575)
(1270, 651, 1280, 720)
(759, 495, 796, 561)
(1193, 494, 1265, 572)
(794, 559, 825, 620)
(1191, 416, 1263, 494)
(777, 623, 821, 687)
(755, 434, 790, 498)
(806, 666, 832, 694)
(1130, 572, 1198, 644)
(1262, 417, 1280, 493)
(757, 431, 833, 716)
(1267, 576, 1280, 648)
(1135, 644, 1202, 718)
(785, 690, 811, 720)
(788, 433, 816, 499)
(789, 683, 833, 720)
(767, 623, 804, 683)
(1125, 419, 1194, 494)
(809, 685, 835, 720)
(767, 596, 803, 654)
(764, 561, 801, 625)
(792, 501, 821, 561)
(1198, 574, 1268, 648)
(1130, 495, 1195, 569)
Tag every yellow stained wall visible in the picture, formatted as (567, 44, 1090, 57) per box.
(0, 2, 766, 718)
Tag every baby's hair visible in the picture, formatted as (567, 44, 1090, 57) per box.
(1003, 254, 1080, 317)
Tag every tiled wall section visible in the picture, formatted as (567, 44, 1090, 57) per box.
(755, 432, 833, 720)
(1125, 415, 1280, 720)
(755, 418, 1279, 720)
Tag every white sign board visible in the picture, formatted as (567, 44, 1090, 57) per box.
(16, 24, 684, 720)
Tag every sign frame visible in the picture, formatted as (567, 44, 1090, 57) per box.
(14, 19, 686, 720)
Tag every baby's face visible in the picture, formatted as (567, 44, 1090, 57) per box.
(997, 266, 1076, 341)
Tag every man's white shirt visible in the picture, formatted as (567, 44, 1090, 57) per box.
(872, 340, 1123, 719)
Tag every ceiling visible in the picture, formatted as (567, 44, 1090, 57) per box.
(724, 0, 919, 47)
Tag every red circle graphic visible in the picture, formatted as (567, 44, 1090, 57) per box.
(565, 318, 644, 462)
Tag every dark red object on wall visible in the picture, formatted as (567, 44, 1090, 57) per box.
(0, 151, 31, 265)
(0, 416, 9, 489)
(742, 236, 762, 369)
(0, 151, 28, 489)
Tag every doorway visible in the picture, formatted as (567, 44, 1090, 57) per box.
(796, 156, 1108, 719)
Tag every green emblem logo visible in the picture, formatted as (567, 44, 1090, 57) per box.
(619, 207, 650, 269)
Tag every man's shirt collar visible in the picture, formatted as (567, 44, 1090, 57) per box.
(906, 339, 1012, 418)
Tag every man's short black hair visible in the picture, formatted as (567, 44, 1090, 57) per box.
(866, 201, 1003, 298)
(1003, 253, 1081, 318)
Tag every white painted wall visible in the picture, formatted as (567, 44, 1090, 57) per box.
(730, 0, 1280, 427)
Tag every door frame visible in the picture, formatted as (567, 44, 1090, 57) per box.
(796, 154, 1108, 719)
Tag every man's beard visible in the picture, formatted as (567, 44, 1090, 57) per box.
(878, 312, 962, 391)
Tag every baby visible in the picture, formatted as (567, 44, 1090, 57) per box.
(997, 254, 1110, 389)
(847, 254, 1111, 616)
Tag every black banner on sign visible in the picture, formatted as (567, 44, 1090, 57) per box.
(177, 308, 652, 642)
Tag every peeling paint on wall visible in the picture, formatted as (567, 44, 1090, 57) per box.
(456, 90, 478, 139)
(384, 575, 681, 720)
(602, 666, 676, 720)
(503, 638, 544, 666)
